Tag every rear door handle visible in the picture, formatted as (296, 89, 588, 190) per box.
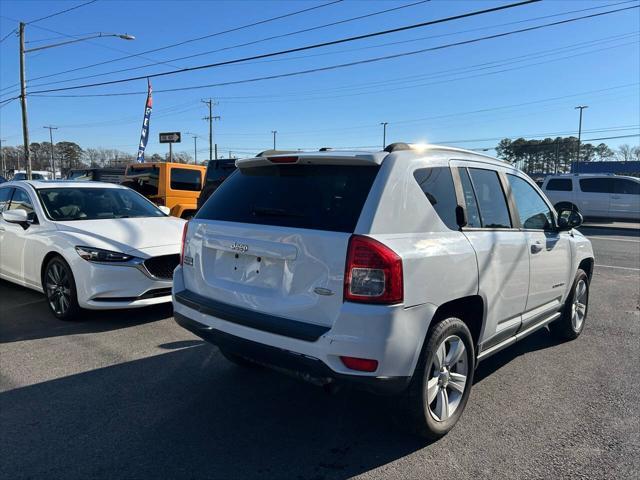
(531, 241, 543, 254)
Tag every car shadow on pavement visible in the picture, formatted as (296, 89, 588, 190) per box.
(0, 343, 427, 480)
(473, 327, 563, 385)
(0, 280, 173, 344)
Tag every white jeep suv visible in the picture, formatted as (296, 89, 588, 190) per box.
(173, 144, 594, 439)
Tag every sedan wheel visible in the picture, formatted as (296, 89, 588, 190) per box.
(44, 257, 81, 320)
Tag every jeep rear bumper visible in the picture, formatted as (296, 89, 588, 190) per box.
(174, 312, 410, 395)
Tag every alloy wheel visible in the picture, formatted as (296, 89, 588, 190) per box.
(571, 279, 587, 332)
(45, 262, 72, 316)
(427, 335, 469, 422)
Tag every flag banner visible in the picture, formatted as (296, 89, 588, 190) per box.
(136, 80, 153, 163)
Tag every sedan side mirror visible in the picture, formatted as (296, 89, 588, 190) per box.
(158, 206, 171, 215)
(2, 209, 30, 228)
(557, 208, 583, 231)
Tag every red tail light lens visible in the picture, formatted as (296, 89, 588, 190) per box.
(268, 156, 298, 164)
(179, 222, 189, 266)
(344, 235, 403, 304)
(340, 356, 379, 372)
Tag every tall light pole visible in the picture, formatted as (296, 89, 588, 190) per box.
(43, 126, 58, 177)
(19, 28, 135, 179)
(574, 105, 588, 173)
(185, 132, 199, 164)
(380, 122, 388, 149)
(0, 138, 5, 176)
(271, 130, 277, 150)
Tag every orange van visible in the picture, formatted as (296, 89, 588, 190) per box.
(122, 162, 206, 219)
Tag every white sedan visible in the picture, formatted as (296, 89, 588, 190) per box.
(0, 180, 185, 320)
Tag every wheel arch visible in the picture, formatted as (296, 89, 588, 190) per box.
(578, 257, 595, 281)
(431, 295, 484, 350)
(40, 251, 65, 289)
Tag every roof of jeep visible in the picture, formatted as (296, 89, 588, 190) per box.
(237, 144, 506, 168)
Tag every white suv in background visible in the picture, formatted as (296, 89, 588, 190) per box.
(173, 144, 594, 439)
(541, 174, 640, 220)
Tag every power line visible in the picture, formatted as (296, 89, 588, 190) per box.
(27, 0, 98, 25)
(29, 3, 638, 98)
(0, 28, 17, 44)
(21, 0, 431, 89)
(20, 0, 344, 85)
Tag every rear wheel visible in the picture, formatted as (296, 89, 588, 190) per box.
(44, 257, 81, 321)
(399, 317, 475, 439)
(550, 269, 589, 341)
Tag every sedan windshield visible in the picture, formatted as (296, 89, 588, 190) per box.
(37, 187, 165, 221)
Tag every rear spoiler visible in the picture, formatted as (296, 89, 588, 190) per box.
(236, 152, 385, 168)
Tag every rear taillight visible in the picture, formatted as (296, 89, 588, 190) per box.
(268, 156, 298, 164)
(179, 222, 189, 266)
(344, 235, 403, 304)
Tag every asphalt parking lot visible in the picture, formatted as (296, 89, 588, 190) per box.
(1, 227, 638, 480)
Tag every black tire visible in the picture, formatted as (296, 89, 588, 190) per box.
(43, 256, 82, 321)
(219, 348, 260, 368)
(549, 269, 589, 341)
(398, 317, 475, 440)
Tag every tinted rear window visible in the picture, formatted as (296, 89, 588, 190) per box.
(546, 178, 572, 191)
(122, 166, 160, 196)
(413, 167, 459, 230)
(580, 178, 613, 193)
(171, 168, 202, 191)
(196, 164, 379, 233)
(205, 160, 236, 183)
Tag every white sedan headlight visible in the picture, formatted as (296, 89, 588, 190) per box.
(75, 246, 134, 263)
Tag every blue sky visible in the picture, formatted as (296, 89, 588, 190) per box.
(0, 0, 638, 159)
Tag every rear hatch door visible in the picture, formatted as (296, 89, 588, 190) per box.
(183, 159, 380, 328)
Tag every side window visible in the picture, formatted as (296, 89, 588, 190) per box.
(0, 187, 13, 213)
(546, 178, 572, 191)
(8, 188, 35, 220)
(508, 175, 554, 230)
(458, 168, 481, 228)
(468, 168, 512, 228)
(613, 178, 640, 195)
(170, 168, 202, 191)
(413, 167, 459, 230)
(579, 178, 613, 193)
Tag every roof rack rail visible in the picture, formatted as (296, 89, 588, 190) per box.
(383, 142, 412, 153)
(319, 147, 333, 151)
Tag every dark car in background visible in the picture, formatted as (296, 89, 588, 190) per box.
(197, 158, 237, 210)
(66, 167, 125, 184)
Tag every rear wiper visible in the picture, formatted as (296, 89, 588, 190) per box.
(251, 206, 305, 218)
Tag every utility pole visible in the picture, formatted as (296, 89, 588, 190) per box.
(271, 130, 277, 150)
(574, 105, 588, 173)
(202, 99, 220, 161)
(380, 122, 388, 149)
(192, 135, 197, 164)
(43, 126, 58, 177)
(0, 138, 5, 176)
(169, 143, 173, 163)
(19, 22, 31, 180)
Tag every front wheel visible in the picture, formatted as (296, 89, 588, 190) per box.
(44, 257, 81, 321)
(549, 269, 589, 341)
(399, 317, 475, 439)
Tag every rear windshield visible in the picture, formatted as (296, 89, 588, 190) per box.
(170, 168, 201, 191)
(196, 164, 380, 233)
(122, 166, 160, 196)
(205, 159, 236, 183)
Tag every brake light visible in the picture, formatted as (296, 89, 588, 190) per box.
(179, 222, 189, 266)
(340, 356, 379, 372)
(268, 156, 298, 164)
(344, 235, 403, 304)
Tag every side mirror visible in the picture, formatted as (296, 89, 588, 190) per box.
(2, 209, 30, 228)
(557, 209, 583, 231)
(158, 206, 171, 215)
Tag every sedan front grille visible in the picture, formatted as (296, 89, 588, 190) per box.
(143, 254, 180, 280)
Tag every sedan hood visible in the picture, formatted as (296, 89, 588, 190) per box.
(55, 216, 186, 255)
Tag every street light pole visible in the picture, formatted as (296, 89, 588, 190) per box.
(574, 105, 588, 173)
(271, 130, 277, 150)
(0, 138, 5, 176)
(380, 122, 388, 149)
(43, 126, 58, 177)
(19, 22, 31, 180)
(18, 27, 135, 180)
